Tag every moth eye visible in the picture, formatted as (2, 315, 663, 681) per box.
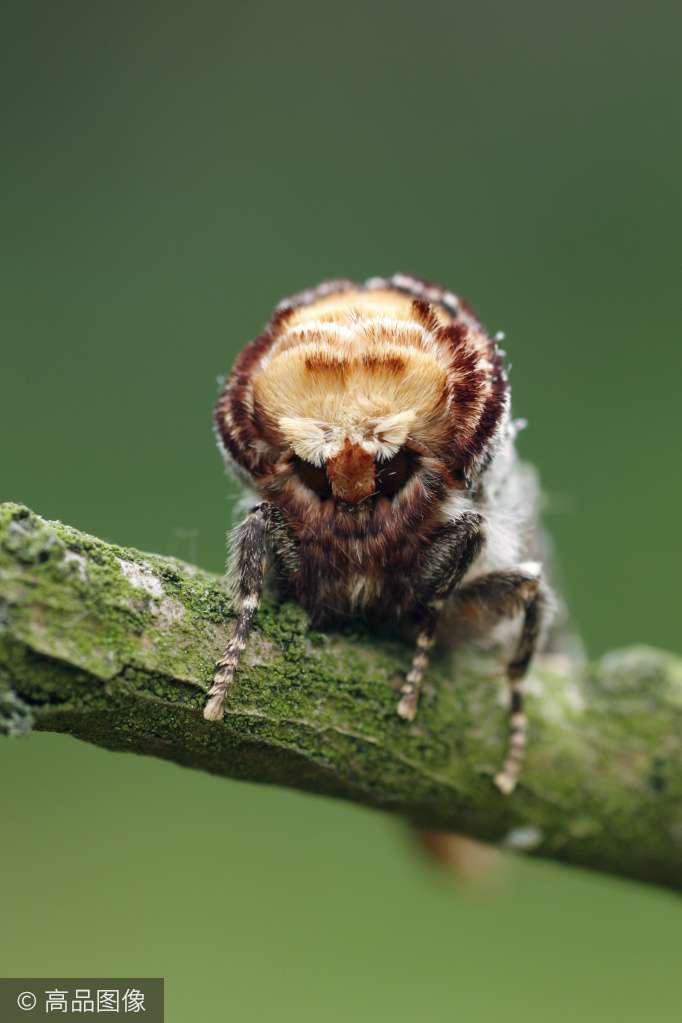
(376, 449, 416, 498)
(291, 456, 332, 499)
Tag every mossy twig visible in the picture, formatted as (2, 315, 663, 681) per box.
(1, 502, 680, 891)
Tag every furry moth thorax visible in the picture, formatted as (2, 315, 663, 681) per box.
(215, 274, 509, 522)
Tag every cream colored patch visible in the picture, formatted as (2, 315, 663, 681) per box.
(255, 338, 448, 464)
(253, 286, 495, 465)
(279, 408, 418, 465)
(116, 557, 165, 598)
(347, 573, 382, 610)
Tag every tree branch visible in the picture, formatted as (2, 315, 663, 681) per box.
(1, 502, 680, 891)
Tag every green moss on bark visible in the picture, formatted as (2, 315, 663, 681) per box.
(1, 502, 681, 891)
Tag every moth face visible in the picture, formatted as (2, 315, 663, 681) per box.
(290, 440, 419, 506)
(250, 290, 456, 505)
(215, 278, 508, 513)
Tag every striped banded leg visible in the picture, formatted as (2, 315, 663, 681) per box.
(451, 563, 544, 794)
(397, 600, 442, 721)
(204, 599, 259, 721)
(494, 680, 528, 796)
(494, 575, 543, 794)
(398, 513, 484, 722)
(204, 504, 274, 722)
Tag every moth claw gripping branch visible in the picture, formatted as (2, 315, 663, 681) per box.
(207, 274, 551, 793)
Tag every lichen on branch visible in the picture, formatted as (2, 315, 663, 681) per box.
(1, 502, 681, 891)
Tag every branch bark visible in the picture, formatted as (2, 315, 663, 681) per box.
(1, 502, 680, 891)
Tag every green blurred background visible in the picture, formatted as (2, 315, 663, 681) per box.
(2, 2, 681, 1020)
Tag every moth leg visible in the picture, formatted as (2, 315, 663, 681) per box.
(452, 565, 545, 794)
(204, 503, 296, 722)
(397, 602, 441, 721)
(397, 514, 483, 721)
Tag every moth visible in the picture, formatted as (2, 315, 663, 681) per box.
(205, 274, 551, 794)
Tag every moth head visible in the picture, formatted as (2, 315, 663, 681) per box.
(289, 437, 420, 506)
(252, 327, 450, 505)
(215, 277, 509, 510)
(277, 403, 422, 504)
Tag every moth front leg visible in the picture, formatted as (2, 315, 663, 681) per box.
(397, 513, 483, 721)
(452, 564, 546, 794)
(204, 503, 275, 722)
